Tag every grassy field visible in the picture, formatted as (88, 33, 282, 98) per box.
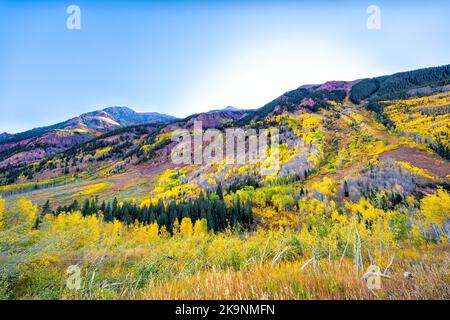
(2, 227, 448, 300)
(138, 246, 450, 300)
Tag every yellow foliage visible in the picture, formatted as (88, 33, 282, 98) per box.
(301, 114, 322, 130)
(311, 177, 337, 196)
(94, 147, 112, 157)
(155, 132, 172, 143)
(0, 176, 75, 195)
(41, 211, 101, 251)
(194, 218, 208, 236)
(396, 161, 435, 180)
(129, 222, 159, 245)
(271, 194, 294, 212)
(1, 197, 37, 231)
(97, 167, 112, 178)
(346, 198, 385, 221)
(0, 197, 4, 228)
(143, 169, 203, 205)
(159, 225, 170, 238)
(172, 218, 180, 235)
(142, 144, 152, 154)
(71, 182, 111, 198)
(384, 93, 450, 151)
(279, 144, 298, 163)
(180, 217, 193, 236)
(421, 188, 450, 229)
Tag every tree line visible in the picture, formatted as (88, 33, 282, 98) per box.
(49, 187, 253, 233)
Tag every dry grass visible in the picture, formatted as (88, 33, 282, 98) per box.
(136, 245, 450, 300)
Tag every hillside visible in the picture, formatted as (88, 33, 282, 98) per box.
(349, 65, 450, 103)
(0, 107, 178, 170)
(1, 65, 449, 202)
(0, 65, 449, 300)
(235, 82, 350, 126)
(0, 132, 13, 141)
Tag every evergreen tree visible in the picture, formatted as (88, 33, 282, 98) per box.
(42, 200, 51, 214)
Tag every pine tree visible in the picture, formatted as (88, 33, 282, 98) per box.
(82, 198, 90, 216)
(344, 181, 349, 198)
(42, 200, 51, 214)
(216, 182, 224, 200)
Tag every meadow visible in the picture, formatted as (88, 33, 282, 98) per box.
(0, 185, 448, 300)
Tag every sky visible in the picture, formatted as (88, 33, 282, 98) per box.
(0, 0, 450, 133)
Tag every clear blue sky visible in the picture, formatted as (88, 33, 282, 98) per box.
(1, 0, 449, 133)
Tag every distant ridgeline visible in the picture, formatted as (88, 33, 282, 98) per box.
(235, 87, 347, 126)
(236, 65, 450, 127)
(350, 65, 450, 103)
(350, 65, 450, 124)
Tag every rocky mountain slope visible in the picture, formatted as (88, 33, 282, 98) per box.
(0, 65, 449, 210)
(0, 107, 178, 169)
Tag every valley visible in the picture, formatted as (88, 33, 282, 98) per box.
(0, 65, 449, 300)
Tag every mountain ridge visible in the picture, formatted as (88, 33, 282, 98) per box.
(1, 64, 449, 179)
(2, 106, 177, 140)
(0, 106, 178, 169)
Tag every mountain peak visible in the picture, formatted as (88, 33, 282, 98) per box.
(0, 105, 179, 168)
(207, 106, 246, 114)
(83, 106, 178, 126)
(0, 132, 12, 141)
(223, 106, 241, 112)
(299, 80, 361, 92)
(102, 106, 135, 113)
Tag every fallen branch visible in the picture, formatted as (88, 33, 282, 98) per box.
(384, 254, 395, 274)
(300, 257, 315, 271)
(362, 272, 391, 281)
(271, 247, 290, 266)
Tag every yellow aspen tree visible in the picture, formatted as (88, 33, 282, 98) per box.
(103, 220, 123, 249)
(311, 177, 337, 197)
(421, 188, 450, 229)
(172, 218, 180, 235)
(180, 217, 193, 237)
(83, 214, 101, 248)
(4, 197, 38, 231)
(159, 225, 170, 238)
(130, 222, 146, 245)
(194, 218, 208, 236)
(0, 197, 5, 229)
(148, 222, 159, 239)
